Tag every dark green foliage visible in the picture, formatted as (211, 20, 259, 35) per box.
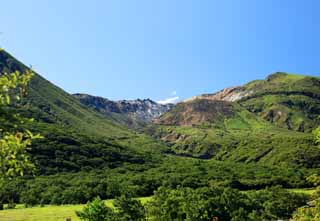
(76, 196, 146, 221)
(76, 197, 114, 221)
(148, 186, 308, 221)
(28, 125, 150, 175)
(2, 157, 314, 205)
(114, 194, 146, 221)
(246, 186, 308, 220)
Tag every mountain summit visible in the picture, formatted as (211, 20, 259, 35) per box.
(157, 72, 320, 132)
(149, 72, 320, 163)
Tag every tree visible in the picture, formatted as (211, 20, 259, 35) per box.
(147, 186, 249, 221)
(0, 70, 41, 180)
(76, 197, 115, 221)
(0, 69, 42, 210)
(113, 194, 146, 221)
(148, 186, 306, 221)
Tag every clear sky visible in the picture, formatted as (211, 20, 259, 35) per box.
(1, 0, 320, 103)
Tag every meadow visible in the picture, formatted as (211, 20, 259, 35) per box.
(0, 197, 152, 221)
(0, 189, 314, 221)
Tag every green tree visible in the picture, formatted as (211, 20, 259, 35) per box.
(0, 70, 41, 179)
(147, 186, 250, 221)
(148, 186, 306, 221)
(113, 194, 146, 221)
(0, 69, 41, 209)
(76, 197, 115, 221)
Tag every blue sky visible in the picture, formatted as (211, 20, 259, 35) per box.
(1, 0, 320, 103)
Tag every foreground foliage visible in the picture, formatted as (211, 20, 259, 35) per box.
(0, 70, 38, 179)
(147, 186, 307, 221)
(76, 196, 145, 221)
(76, 197, 114, 221)
(1, 157, 314, 206)
(75, 186, 307, 221)
(0, 69, 42, 210)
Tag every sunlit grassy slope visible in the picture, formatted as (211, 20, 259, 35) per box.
(0, 197, 152, 221)
(0, 49, 171, 176)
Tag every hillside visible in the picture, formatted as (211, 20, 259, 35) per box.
(241, 72, 320, 132)
(180, 72, 320, 131)
(150, 73, 320, 166)
(0, 49, 167, 174)
(2, 48, 318, 169)
(1, 50, 319, 210)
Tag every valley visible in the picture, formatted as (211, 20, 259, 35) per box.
(0, 49, 320, 220)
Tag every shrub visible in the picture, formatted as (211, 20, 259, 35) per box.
(76, 197, 114, 221)
(113, 194, 146, 221)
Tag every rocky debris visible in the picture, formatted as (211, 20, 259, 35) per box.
(73, 93, 173, 122)
(183, 86, 253, 103)
(155, 99, 234, 126)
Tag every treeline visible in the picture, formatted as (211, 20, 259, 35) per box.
(75, 186, 308, 221)
(0, 158, 315, 206)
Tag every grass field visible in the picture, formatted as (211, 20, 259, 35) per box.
(0, 197, 152, 221)
(0, 189, 315, 221)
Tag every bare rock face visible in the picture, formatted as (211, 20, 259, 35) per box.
(73, 93, 173, 122)
(155, 99, 235, 126)
(155, 86, 252, 126)
(183, 86, 253, 103)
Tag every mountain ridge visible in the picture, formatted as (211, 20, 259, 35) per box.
(148, 72, 320, 163)
(1, 48, 320, 168)
(158, 72, 320, 131)
(0, 49, 168, 174)
(73, 93, 174, 126)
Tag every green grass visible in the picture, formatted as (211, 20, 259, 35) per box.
(0, 204, 83, 221)
(0, 197, 152, 221)
(1, 189, 312, 221)
(289, 188, 316, 195)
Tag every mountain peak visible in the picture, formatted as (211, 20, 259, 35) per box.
(183, 86, 252, 103)
(73, 94, 174, 124)
(266, 72, 288, 81)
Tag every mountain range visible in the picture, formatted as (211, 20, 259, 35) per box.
(1, 48, 320, 209)
(1, 49, 320, 172)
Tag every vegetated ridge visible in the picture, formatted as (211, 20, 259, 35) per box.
(150, 72, 320, 166)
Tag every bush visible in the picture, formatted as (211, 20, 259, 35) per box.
(76, 197, 114, 221)
(6, 202, 16, 209)
(293, 200, 320, 221)
(147, 186, 308, 221)
(113, 194, 146, 221)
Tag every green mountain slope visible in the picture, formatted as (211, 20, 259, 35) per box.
(1, 50, 319, 207)
(241, 72, 320, 132)
(149, 73, 320, 167)
(0, 50, 131, 138)
(0, 49, 166, 174)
